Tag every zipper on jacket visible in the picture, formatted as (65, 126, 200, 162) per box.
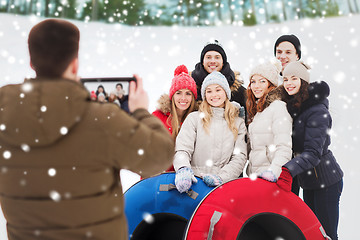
(313, 167, 318, 179)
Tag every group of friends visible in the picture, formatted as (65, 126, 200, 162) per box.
(0, 18, 343, 240)
(90, 84, 130, 113)
(151, 35, 343, 240)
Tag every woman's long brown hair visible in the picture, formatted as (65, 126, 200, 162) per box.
(280, 79, 309, 109)
(246, 80, 276, 125)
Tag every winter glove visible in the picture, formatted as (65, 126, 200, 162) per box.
(259, 170, 277, 183)
(230, 101, 241, 109)
(276, 167, 293, 192)
(175, 167, 198, 193)
(202, 174, 223, 187)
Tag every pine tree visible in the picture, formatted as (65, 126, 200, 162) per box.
(263, 0, 269, 22)
(91, 0, 99, 21)
(281, 0, 287, 21)
(353, 0, 359, 13)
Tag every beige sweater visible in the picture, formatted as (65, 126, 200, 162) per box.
(173, 107, 247, 183)
(247, 100, 292, 178)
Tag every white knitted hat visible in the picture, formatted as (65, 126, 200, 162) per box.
(201, 71, 231, 100)
(249, 59, 282, 86)
(283, 61, 311, 83)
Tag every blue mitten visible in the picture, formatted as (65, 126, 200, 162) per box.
(175, 167, 198, 193)
(202, 174, 223, 187)
(259, 170, 277, 182)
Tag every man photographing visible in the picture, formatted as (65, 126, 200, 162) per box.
(0, 19, 174, 239)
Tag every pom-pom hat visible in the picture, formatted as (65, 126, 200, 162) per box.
(283, 61, 311, 83)
(90, 91, 97, 99)
(201, 71, 231, 100)
(169, 65, 197, 100)
(249, 59, 282, 87)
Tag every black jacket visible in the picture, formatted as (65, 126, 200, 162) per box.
(284, 81, 343, 189)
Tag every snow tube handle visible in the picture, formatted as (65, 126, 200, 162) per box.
(319, 226, 332, 240)
(159, 184, 199, 200)
(207, 211, 222, 240)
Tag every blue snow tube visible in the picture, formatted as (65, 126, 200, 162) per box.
(124, 172, 213, 240)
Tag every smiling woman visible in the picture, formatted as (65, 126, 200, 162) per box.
(173, 71, 248, 193)
(245, 59, 293, 182)
(152, 65, 198, 171)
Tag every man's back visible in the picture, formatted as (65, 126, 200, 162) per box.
(0, 78, 174, 239)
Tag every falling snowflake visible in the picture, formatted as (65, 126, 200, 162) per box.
(268, 144, 276, 152)
(249, 31, 256, 39)
(49, 190, 61, 202)
(273, 189, 280, 197)
(249, 173, 257, 181)
(138, 149, 144, 155)
(19, 179, 26, 186)
(85, 231, 92, 238)
(350, 39, 358, 47)
(3, 150, 11, 159)
(233, 148, 241, 155)
(153, 45, 160, 52)
(60, 126, 68, 135)
(205, 159, 213, 167)
(40, 105, 47, 112)
(113, 206, 119, 213)
(48, 168, 56, 177)
(0, 124, 6, 131)
(21, 82, 33, 92)
(333, 71, 346, 84)
(34, 230, 41, 236)
(254, 41, 262, 50)
(64, 192, 72, 199)
(142, 212, 155, 224)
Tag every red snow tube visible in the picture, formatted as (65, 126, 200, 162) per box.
(184, 178, 329, 240)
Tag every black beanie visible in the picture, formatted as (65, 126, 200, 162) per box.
(201, 40, 227, 64)
(274, 34, 301, 59)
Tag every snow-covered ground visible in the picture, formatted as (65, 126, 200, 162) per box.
(1, 13, 359, 239)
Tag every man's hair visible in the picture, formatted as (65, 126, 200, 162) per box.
(116, 83, 123, 88)
(28, 19, 80, 78)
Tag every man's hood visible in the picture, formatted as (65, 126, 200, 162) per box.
(0, 78, 89, 147)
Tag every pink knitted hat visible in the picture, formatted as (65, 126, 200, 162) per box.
(169, 65, 197, 100)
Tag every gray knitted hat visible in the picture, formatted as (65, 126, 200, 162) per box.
(283, 61, 311, 83)
(201, 71, 231, 100)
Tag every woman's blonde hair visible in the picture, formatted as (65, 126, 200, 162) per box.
(199, 98, 239, 139)
(167, 94, 196, 139)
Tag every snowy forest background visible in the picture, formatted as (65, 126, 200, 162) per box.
(1, 0, 360, 26)
(1, 0, 360, 239)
